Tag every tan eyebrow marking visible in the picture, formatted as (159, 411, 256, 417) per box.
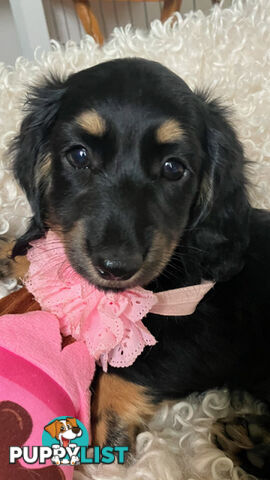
(76, 110, 106, 136)
(156, 119, 184, 143)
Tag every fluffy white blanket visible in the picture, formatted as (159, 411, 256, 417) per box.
(0, 0, 269, 478)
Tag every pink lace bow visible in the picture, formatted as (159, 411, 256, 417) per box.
(25, 231, 213, 371)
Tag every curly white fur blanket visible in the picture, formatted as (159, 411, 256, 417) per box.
(0, 0, 269, 478)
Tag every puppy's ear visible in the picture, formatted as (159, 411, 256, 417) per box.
(188, 94, 250, 281)
(66, 417, 77, 428)
(11, 77, 66, 256)
(44, 420, 59, 439)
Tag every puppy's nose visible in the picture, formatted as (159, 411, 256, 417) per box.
(72, 427, 80, 434)
(95, 256, 142, 281)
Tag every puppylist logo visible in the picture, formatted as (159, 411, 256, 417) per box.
(10, 416, 129, 466)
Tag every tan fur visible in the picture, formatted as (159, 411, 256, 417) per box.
(141, 231, 178, 284)
(156, 119, 184, 143)
(77, 110, 106, 136)
(35, 155, 52, 191)
(92, 412, 107, 447)
(64, 220, 178, 290)
(91, 373, 156, 447)
(0, 240, 29, 281)
(199, 174, 213, 205)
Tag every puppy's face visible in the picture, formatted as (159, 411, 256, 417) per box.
(43, 61, 204, 290)
(45, 418, 81, 447)
(14, 59, 248, 288)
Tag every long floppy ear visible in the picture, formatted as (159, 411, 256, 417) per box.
(186, 94, 251, 282)
(11, 77, 66, 257)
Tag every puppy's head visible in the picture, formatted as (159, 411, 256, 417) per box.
(44, 419, 63, 440)
(12, 59, 250, 290)
(44, 418, 81, 443)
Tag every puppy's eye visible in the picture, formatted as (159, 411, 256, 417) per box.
(66, 147, 89, 169)
(161, 158, 187, 181)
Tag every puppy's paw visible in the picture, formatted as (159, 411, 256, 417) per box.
(212, 414, 270, 478)
(0, 239, 29, 281)
(0, 257, 13, 279)
(0, 239, 13, 279)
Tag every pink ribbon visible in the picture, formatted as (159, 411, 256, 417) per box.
(25, 231, 214, 372)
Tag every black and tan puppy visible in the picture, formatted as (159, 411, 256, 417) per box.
(2, 59, 270, 477)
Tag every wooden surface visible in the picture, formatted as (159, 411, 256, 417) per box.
(73, 0, 183, 45)
(0, 287, 40, 315)
(74, 0, 104, 44)
(161, 0, 182, 22)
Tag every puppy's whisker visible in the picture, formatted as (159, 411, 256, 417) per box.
(176, 245, 207, 254)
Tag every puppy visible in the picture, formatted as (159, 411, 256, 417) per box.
(45, 417, 82, 465)
(2, 59, 270, 477)
(45, 418, 82, 448)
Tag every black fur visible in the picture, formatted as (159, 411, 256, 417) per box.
(10, 58, 270, 476)
(11, 77, 66, 255)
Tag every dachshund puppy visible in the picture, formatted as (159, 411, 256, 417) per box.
(2, 59, 270, 477)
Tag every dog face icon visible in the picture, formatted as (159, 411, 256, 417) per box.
(44, 417, 82, 448)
